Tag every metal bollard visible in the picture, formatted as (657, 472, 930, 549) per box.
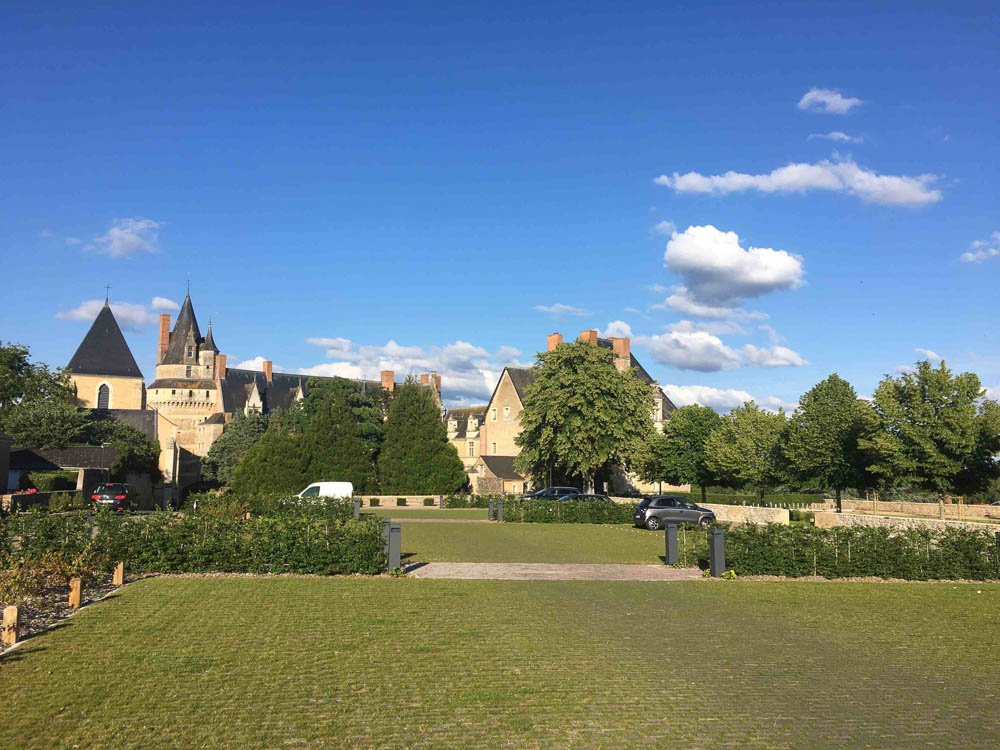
(497, 500, 504, 523)
(382, 518, 392, 556)
(353, 498, 361, 519)
(439, 494, 445, 509)
(488, 500, 494, 520)
(709, 528, 726, 577)
(664, 523, 679, 565)
(388, 523, 401, 570)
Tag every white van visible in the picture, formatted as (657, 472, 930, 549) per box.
(297, 482, 354, 500)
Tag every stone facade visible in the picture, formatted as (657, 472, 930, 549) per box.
(446, 406, 487, 470)
(813, 511, 1000, 533)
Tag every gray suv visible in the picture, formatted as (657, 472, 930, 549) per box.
(634, 496, 715, 530)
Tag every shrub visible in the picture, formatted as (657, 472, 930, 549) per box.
(370, 498, 380, 507)
(423, 498, 434, 506)
(444, 494, 502, 508)
(21, 470, 78, 492)
(501, 499, 638, 524)
(48, 492, 86, 513)
(396, 498, 407, 506)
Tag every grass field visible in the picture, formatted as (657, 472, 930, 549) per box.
(2, 577, 997, 748)
(367, 508, 488, 520)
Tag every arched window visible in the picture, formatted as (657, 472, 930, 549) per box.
(97, 384, 110, 409)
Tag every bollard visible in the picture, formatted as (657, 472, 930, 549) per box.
(69, 577, 82, 609)
(439, 494, 445, 509)
(488, 500, 494, 520)
(388, 523, 402, 570)
(113, 561, 124, 586)
(709, 529, 726, 577)
(497, 500, 504, 523)
(2, 606, 19, 646)
(664, 523, 679, 565)
(382, 518, 392, 555)
(353, 498, 361, 519)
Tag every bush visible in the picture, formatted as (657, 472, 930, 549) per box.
(724, 524, 1000, 580)
(423, 498, 434, 506)
(501, 499, 638, 524)
(443, 494, 502, 508)
(20, 470, 78, 492)
(370, 498, 380, 507)
(396, 498, 407, 506)
(48, 492, 86, 513)
(789, 509, 815, 523)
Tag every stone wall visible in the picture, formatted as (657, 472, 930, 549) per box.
(810, 498, 1000, 523)
(608, 497, 788, 525)
(814, 511, 1000, 533)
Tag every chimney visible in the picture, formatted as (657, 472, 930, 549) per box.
(216, 353, 227, 380)
(432, 372, 441, 393)
(547, 332, 562, 351)
(381, 370, 395, 393)
(158, 314, 171, 361)
(420, 373, 429, 385)
(262, 360, 273, 383)
(611, 337, 631, 372)
(580, 329, 598, 346)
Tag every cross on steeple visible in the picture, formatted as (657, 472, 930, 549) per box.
(104, 283, 111, 304)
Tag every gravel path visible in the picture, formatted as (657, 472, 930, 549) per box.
(407, 562, 702, 581)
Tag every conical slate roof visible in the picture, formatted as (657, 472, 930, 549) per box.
(203, 321, 219, 353)
(162, 293, 203, 364)
(66, 301, 144, 378)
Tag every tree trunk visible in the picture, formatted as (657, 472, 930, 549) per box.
(701, 485, 707, 504)
(835, 487, 842, 513)
(758, 487, 765, 503)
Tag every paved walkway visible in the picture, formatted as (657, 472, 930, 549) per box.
(407, 562, 702, 581)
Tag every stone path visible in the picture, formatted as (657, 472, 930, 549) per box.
(407, 562, 702, 581)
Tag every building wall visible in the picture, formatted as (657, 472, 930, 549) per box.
(447, 413, 484, 470)
(481, 372, 525, 457)
(71, 373, 146, 410)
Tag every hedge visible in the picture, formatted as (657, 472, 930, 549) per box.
(725, 524, 1000, 580)
(500, 498, 638, 524)
(20, 470, 78, 492)
(443, 494, 503, 508)
(0, 504, 385, 576)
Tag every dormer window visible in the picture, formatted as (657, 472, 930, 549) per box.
(187, 346, 194, 358)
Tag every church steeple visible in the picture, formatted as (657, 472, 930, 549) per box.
(161, 290, 203, 364)
(67, 301, 143, 378)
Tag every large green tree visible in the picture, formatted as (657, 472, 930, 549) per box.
(704, 402, 787, 501)
(201, 410, 270, 485)
(514, 341, 654, 491)
(0, 341, 85, 448)
(83, 419, 162, 482)
(860, 360, 1000, 496)
(642, 404, 721, 503)
(782, 374, 872, 511)
(377, 381, 465, 493)
(230, 423, 308, 495)
(301, 389, 378, 492)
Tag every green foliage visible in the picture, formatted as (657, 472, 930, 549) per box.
(47, 492, 86, 512)
(201, 410, 269, 485)
(725, 523, 1000, 580)
(370, 498, 380, 507)
(230, 424, 308, 495)
(301, 389, 378, 492)
(782, 374, 873, 504)
(83, 419, 162, 482)
(443, 494, 501, 508)
(20, 470, 78, 492)
(501, 499, 638, 524)
(423, 498, 435, 506)
(377, 382, 466, 493)
(396, 498, 407, 506)
(860, 360, 1000, 496)
(643, 405, 721, 502)
(704, 402, 787, 500)
(0, 341, 85, 448)
(514, 341, 654, 489)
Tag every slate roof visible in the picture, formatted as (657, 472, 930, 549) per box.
(596, 338, 677, 413)
(505, 368, 537, 402)
(220, 369, 310, 414)
(478, 455, 524, 480)
(202, 322, 219, 353)
(162, 293, 203, 364)
(66, 301, 143, 378)
(84, 409, 157, 441)
(445, 405, 487, 439)
(10, 446, 119, 471)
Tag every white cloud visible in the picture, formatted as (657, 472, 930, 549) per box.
(648, 283, 667, 294)
(600, 320, 633, 338)
(960, 232, 1000, 263)
(151, 296, 180, 312)
(636, 331, 741, 372)
(915, 347, 942, 362)
(667, 319, 745, 335)
(651, 220, 676, 236)
(654, 157, 941, 206)
(742, 344, 809, 367)
(534, 303, 590, 317)
(893, 364, 916, 374)
(88, 218, 161, 258)
(663, 384, 795, 413)
(797, 87, 862, 114)
(55, 299, 159, 332)
(808, 131, 863, 143)
(39, 229, 54, 239)
(234, 356, 287, 372)
(65, 237, 83, 246)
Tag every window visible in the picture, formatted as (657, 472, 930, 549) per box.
(187, 346, 194, 358)
(491, 408, 497, 422)
(503, 406, 510, 421)
(205, 391, 210, 398)
(186, 365, 192, 377)
(467, 441, 475, 457)
(491, 442, 497, 455)
(171, 389, 176, 395)
(97, 384, 110, 409)
(188, 390, 193, 397)
(300, 486, 320, 497)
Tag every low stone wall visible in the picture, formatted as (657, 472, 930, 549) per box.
(357, 495, 444, 508)
(701, 503, 789, 526)
(814, 511, 1000, 533)
(1, 492, 54, 512)
(811, 498, 1000, 523)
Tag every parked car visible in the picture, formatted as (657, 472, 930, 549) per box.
(524, 486, 580, 499)
(556, 493, 611, 502)
(90, 483, 135, 512)
(297, 482, 354, 500)
(634, 496, 715, 530)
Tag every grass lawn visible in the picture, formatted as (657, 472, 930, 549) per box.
(2, 577, 997, 748)
(397, 520, 706, 564)
(366, 508, 488, 520)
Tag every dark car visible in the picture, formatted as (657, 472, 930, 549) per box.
(556, 493, 611, 502)
(634, 496, 715, 530)
(525, 486, 580, 499)
(90, 483, 135, 512)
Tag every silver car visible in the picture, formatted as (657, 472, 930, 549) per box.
(634, 496, 715, 530)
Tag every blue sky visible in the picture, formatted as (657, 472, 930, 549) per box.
(3, 1, 998, 409)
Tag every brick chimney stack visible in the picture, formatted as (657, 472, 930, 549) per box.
(158, 314, 171, 362)
(580, 329, 598, 346)
(431, 372, 441, 393)
(611, 337, 631, 372)
(547, 333, 563, 351)
(420, 373, 429, 385)
(217, 354, 227, 380)
(262, 360, 273, 383)
(381, 370, 395, 393)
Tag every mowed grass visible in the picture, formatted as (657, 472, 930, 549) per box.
(367, 507, 488, 520)
(398, 520, 698, 563)
(2, 577, 998, 748)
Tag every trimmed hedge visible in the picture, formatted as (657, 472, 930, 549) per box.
(423, 498, 435, 506)
(443, 494, 503, 508)
(20, 470, 78, 492)
(725, 524, 1000, 580)
(0, 504, 385, 576)
(501, 499, 639, 524)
